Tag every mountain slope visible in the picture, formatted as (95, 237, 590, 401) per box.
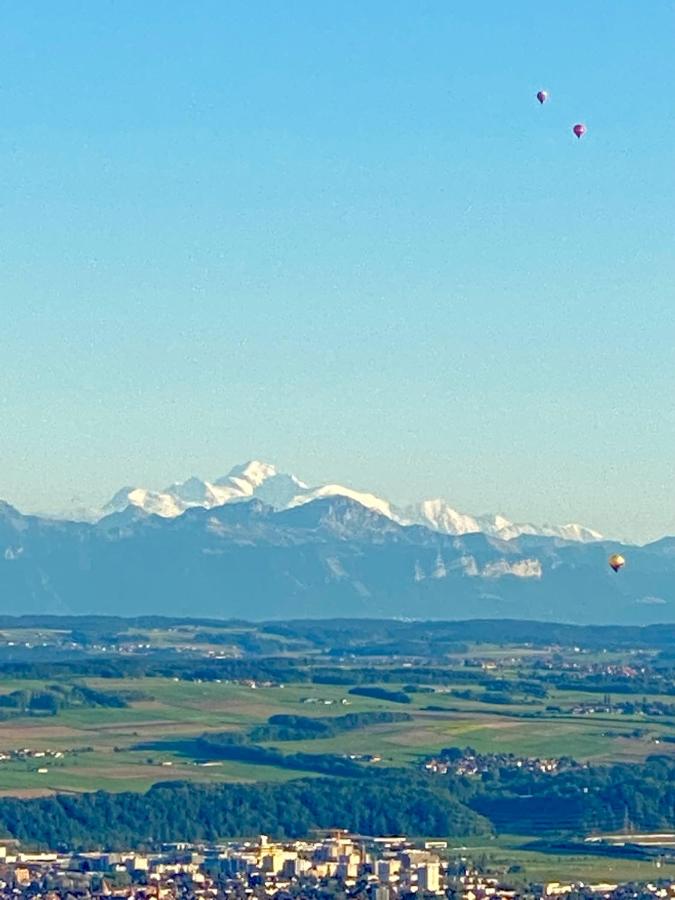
(0, 496, 670, 624)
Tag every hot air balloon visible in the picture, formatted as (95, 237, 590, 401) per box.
(536, 90, 549, 104)
(609, 553, 625, 573)
(573, 123, 587, 139)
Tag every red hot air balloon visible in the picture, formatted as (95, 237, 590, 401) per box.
(573, 123, 587, 139)
(536, 90, 549, 104)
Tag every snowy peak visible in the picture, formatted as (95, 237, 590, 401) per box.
(547, 523, 603, 542)
(220, 460, 279, 488)
(287, 484, 396, 520)
(103, 487, 184, 519)
(102, 462, 306, 520)
(401, 499, 481, 535)
(97, 460, 603, 543)
(167, 476, 218, 505)
(402, 502, 601, 543)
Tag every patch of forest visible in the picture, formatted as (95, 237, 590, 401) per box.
(0, 684, 150, 719)
(248, 711, 413, 742)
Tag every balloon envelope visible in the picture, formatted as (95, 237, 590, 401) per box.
(609, 553, 625, 573)
(573, 123, 587, 138)
(536, 90, 548, 104)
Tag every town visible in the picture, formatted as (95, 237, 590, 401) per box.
(0, 833, 674, 900)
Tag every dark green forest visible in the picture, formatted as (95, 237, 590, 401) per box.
(248, 711, 413, 742)
(2, 756, 675, 850)
(0, 773, 487, 850)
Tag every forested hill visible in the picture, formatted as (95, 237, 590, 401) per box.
(2, 759, 675, 850)
(0, 775, 488, 849)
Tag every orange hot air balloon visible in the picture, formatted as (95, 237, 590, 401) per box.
(609, 554, 625, 573)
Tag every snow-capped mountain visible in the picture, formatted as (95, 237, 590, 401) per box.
(102, 461, 307, 521)
(398, 503, 600, 542)
(98, 460, 602, 543)
(286, 484, 397, 521)
(0, 493, 671, 623)
(103, 487, 184, 519)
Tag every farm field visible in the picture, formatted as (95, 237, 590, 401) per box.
(0, 666, 671, 796)
(0, 616, 673, 869)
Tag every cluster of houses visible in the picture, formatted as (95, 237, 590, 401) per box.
(422, 750, 578, 778)
(542, 881, 675, 898)
(301, 696, 352, 706)
(0, 746, 80, 773)
(533, 658, 649, 678)
(0, 748, 67, 763)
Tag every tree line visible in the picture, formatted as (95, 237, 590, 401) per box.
(2, 754, 675, 849)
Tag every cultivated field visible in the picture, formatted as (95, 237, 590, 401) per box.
(0, 666, 671, 796)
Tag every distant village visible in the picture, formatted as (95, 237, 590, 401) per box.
(421, 750, 582, 778)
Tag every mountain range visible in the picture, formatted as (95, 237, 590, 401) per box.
(96, 460, 602, 544)
(1, 476, 674, 624)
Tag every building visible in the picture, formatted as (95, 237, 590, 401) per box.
(418, 862, 440, 893)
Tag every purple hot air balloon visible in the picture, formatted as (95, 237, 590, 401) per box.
(536, 90, 548, 104)
(573, 123, 587, 139)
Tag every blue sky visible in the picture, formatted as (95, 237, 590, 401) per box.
(1, 1, 673, 542)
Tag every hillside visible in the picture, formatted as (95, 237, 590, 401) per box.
(0, 496, 673, 624)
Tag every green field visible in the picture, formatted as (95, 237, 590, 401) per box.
(448, 834, 675, 885)
(0, 617, 672, 883)
(0, 668, 670, 797)
(0, 617, 667, 799)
